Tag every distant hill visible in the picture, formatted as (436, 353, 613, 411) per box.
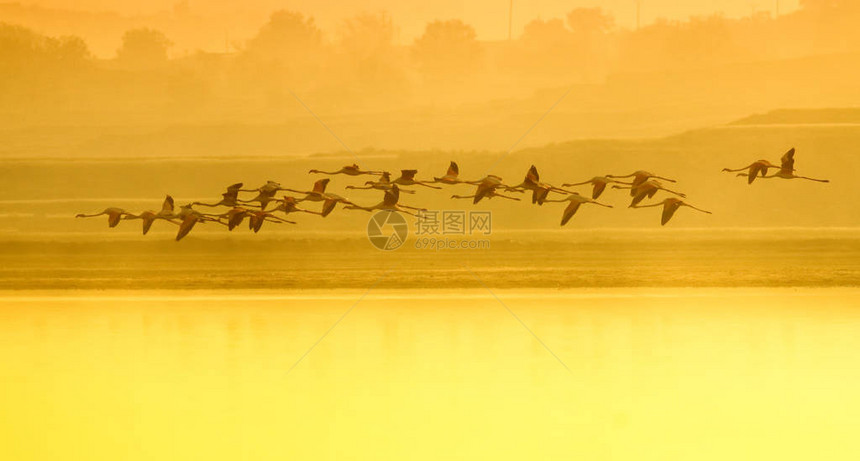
(731, 108, 860, 125)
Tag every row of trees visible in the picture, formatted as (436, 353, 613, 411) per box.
(3, 2, 860, 122)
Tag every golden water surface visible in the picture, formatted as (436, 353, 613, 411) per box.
(2, 289, 859, 460)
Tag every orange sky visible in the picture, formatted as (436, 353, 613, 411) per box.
(15, 0, 801, 41)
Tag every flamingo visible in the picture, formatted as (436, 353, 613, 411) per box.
(344, 184, 425, 217)
(320, 193, 355, 217)
(76, 207, 133, 228)
(238, 181, 284, 209)
(123, 196, 180, 234)
(542, 193, 613, 226)
(432, 161, 480, 185)
(202, 207, 254, 230)
(309, 164, 382, 176)
(612, 179, 686, 207)
(506, 165, 571, 204)
(632, 198, 712, 226)
(193, 183, 245, 207)
(345, 172, 416, 194)
(270, 196, 324, 217)
(175, 207, 224, 241)
(282, 179, 332, 203)
(606, 171, 677, 197)
(562, 176, 632, 199)
(451, 175, 520, 204)
(760, 148, 829, 183)
(391, 170, 442, 189)
(247, 210, 296, 233)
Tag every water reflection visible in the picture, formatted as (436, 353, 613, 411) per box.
(1, 289, 859, 460)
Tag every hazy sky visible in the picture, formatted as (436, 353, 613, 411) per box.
(20, 1, 801, 41)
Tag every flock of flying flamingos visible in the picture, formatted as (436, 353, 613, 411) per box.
(76, 147, 828, 241)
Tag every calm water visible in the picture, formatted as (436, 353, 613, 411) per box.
(2, 288, 859, 460)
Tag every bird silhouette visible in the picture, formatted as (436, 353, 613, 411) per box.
(613, 179, 686, 207)
(542, 193, 613, 226)
(123, 196, 180, 234)
(344, 184, 425, 216)
(433, 161, 481, 185)
(309, 164, 382, 176)
(193, 183, 245, 207)
(391, 169, 442, 189)
(562, 176, 631, 199)
(632, 198, 711, 225)
(345, 172, 416, 193)
(76, 207, 133, 228)
(506, 165, 571, 204)
(452, 175, 520, 204)
(760, 148, 829, 183)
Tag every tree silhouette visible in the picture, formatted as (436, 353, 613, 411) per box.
(412, 19, 481, 73)
(117, 28, 172, 68)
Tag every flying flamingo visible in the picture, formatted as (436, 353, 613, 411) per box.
(309, 164, 383, 176)
(175, 207, 224, 241)
(270, 196, 324, 217)
(345, 172, 416, 194)
(562, 176, 632, 199)
(282, 178, 332, 202)
(632, 198, 712, 226)
(542, 193, 613, 226)
(612, 179, 686, 207)
(247, 210, 296, 233)
(193, 183, 245, 207)
(123, 196, 180, 234)
(76, 207, 133, 228)
(238, 181, 285, 209)
(391, 170, 442, 189)
(203, 207, 253, 230)
(343, 184, 425, 217)
(760, 148, 829, 183)
(606, 171, 677, 197)
(506, 165, 571, 204)
(433, 161, 480, 185)
(451, 175, 520, 204)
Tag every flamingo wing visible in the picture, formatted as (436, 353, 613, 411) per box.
(780, 148, 796, 173)
(108, 211, 123, 228)
(401, 170, 418, 181)
(176, 215, 198, 241)
(661, 201, 681, 226)
(561, 201, 583, 226)
(447, 161, 459, 177)
(161, 195, 175, 213)
(592, 182, 606, 199)
(313, 178, 330, 193)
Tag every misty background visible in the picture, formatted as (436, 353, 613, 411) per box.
(1, 0, 859, 232)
